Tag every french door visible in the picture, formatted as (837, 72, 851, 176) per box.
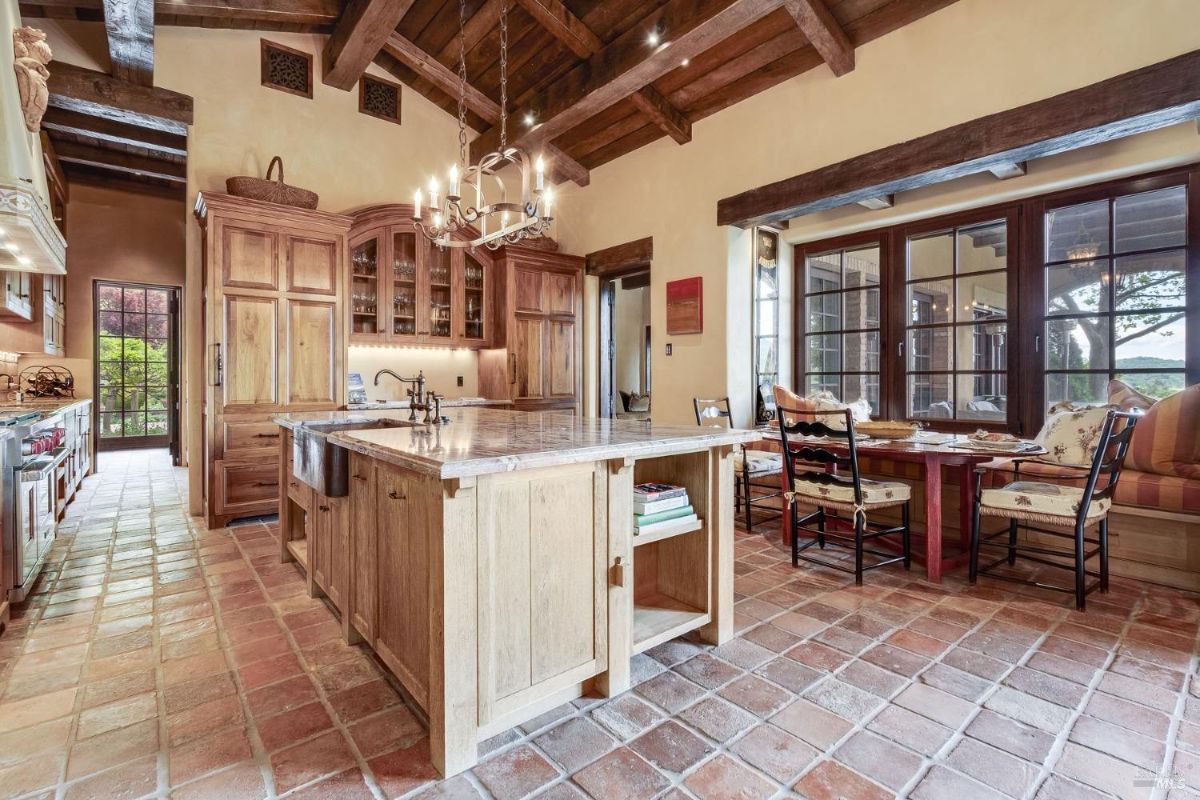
(94, 281, 181, 454)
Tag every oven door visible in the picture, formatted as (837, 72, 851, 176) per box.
(18, 459, 57, 589)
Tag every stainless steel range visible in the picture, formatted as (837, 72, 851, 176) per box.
(0, 409, 67, 602)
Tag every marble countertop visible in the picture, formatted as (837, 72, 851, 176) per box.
(346, 397, 509, 411)
(275, 407, 759, 479)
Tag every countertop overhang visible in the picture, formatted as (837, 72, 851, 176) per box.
(275, 407, 760, 479)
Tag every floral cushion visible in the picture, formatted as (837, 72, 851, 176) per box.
(1035, 404, 1115, 466)
(792, 476, 910, 506)
(736, 449, 782, 475)
(813, 395, 872, 431)
(981, 480, 1110, 520)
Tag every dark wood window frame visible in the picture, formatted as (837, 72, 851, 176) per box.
(793, 164, 1200, 436)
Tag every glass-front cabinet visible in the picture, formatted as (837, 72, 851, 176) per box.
(347, 208, 491, 347)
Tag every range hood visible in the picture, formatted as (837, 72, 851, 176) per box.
(0, 0, 65, 276)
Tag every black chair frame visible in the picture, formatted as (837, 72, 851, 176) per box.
(693, 397, 782, 531)
(969, 408, 1140, 610)
(777, 405, 911, 585)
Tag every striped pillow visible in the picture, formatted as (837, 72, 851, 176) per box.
(773, 385, 815, 425)
(1107, 379, 1156, 412)
(1125, 385, 1200, 479)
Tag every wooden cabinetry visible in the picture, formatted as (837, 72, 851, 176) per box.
(0, 271, 34, 320)
(479, 246, 583, 411)
(0, 273, 66, 355)
(196, 192, 351, 528)
(348, 205, 492, 348)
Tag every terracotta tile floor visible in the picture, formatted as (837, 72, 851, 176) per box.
(0, 449, 1197, 799)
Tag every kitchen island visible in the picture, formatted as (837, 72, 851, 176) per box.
(273, 407, 757, 776)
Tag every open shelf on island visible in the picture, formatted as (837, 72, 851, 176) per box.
(630, 450, 712, 653)
(633, 517, 703, 547)
(633, 593, 709, 654)
(285, 537, 308, 570)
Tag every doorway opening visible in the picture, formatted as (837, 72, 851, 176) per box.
(94, 281, 182, 462)
(600, 271, 651, 420)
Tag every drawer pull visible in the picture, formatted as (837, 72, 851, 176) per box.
(253, 480, 278, 487)
(352, 473, 367, 481)
(388, 489, 406, 500)
(319, 504, 330, 512)
(253, 433, 280, 439)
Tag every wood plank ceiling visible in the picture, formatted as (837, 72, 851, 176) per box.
(20, 0, 959, 195)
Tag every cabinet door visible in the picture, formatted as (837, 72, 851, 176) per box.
(545, 271, 576, 317)
(512, 316, 544, 401)
(375, 465, 430, 706)
(477, 463, 607, 725)
(220, 222, 278, 290)
(546, 320, 576, 401)
(328, 495, 350, 613)
(461, 251, 488, 345)
(285, 232, 338, 295)
(512, 267, 544, 314)
(285, 299, 337, 406)
(348, 454, 377, 642)
(311, 493, 333, 600)
(222, 295, 278, 411)
(423, 240, 455, 345)
(389, 228, 419, 343)
(349, 233, 384, 340)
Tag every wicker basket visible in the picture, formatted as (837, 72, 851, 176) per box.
(226, 156, 318, 209)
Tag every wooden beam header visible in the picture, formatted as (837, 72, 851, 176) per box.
(717, 49, 1200, 228)
(586, 236, 653, 276)
(48, 61, 194, 128)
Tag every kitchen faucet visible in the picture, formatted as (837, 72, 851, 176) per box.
(372, 369, 444, 424)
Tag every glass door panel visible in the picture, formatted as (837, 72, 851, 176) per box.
(427, 244, 452, 341)
(350, 237, 381, 336)
(392, 231, 417, 337)
(464, 252, 485, 341)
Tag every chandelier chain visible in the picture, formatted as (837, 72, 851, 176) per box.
(499, 0, 508, 149)
(456, 0, 468, 167)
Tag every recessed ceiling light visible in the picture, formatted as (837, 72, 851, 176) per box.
(524, 112, 535, 126)
(647, 30, 660, 46)
(4, 242, 19, 254)
(680, 58, 689, 67)
(16, 256, 31, 267)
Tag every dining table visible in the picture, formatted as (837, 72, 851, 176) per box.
(754, 426, 1046, 583)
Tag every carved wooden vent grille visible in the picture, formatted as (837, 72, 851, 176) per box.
(359, 76, 401, 125)
(261, 40, 313, 99)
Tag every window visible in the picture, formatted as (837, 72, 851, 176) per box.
(1043, 185, 1188, 404)
(802, 243, 882, 414)
(905, 220, 1009, 422)
(753, 229, 780, 403)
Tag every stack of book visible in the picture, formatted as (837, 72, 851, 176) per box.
(634, 482, 699, 538)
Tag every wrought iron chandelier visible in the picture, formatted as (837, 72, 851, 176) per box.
(412, 0, 553, 250)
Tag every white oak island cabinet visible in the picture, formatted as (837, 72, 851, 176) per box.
(273, 407, 757, 777)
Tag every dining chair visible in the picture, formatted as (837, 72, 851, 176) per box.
(969, 408, 1139, 610)
(777, 404, 912, 585)
(693, 397, 782, 531)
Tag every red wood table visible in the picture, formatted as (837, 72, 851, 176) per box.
(754, 428, 1045, 582)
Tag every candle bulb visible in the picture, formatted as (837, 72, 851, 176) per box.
(429, 177, 439, 212)
(543, 188, 553, 219)
(433, 211, 442, 229)
(535, 155, 545, 191)
(449, 164, 459, 197)
(414, 188, 423, 220)
(501, 210, 509, 228)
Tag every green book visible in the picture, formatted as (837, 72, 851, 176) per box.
(634, 505, 694, 527)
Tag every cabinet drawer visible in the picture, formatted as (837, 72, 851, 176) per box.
(223, 418, 283, 457)
(287, 471, 312, 511)
(215, 459, 280, 516)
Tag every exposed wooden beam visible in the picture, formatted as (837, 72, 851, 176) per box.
(988, 161, 1027, 180)
(48, 61, 193, 130)
(61, 161, 186, 199)
(39, 132, 69, 206)
(323, 0, 417, 90)
(53, 139, 186, 183)
(41, 106, 188, 157)
(856, 194, 893, 210)
(781, 0, 853, 76)
(516, 0, 693, 146)
(22, 0, 341, 27)
(717, 49, 1200, 228)
(629, 85, 691, 144)
(102, 0, 155, 85)
(380, 33, 589, 186)
(586, 236, 653, 277)
(471, 0, 777, 162)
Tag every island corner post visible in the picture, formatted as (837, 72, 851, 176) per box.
(275, 409, 748, 777)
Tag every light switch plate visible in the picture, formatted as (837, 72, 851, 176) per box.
(665, 343, 672, 356)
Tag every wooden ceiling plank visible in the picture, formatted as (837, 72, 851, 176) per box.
(781, 0, 852, 76)
(470, 0, 778, 161)
(717, 49, 1200, 228)
(41, 106, 188, 156)
(516, 0, 692, 145)
(629, 85, 690, 143)
(381, 31, 589, 185)
(22, 0, 341, 27)
(102, 0, 155, 85)
(52, 138, 187, 182)
(324, 0, 419, 90)
(48, 61, 193, 128)
(62, 161, 186, 198)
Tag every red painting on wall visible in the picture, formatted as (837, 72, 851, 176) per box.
(666, 277, 703, 335)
